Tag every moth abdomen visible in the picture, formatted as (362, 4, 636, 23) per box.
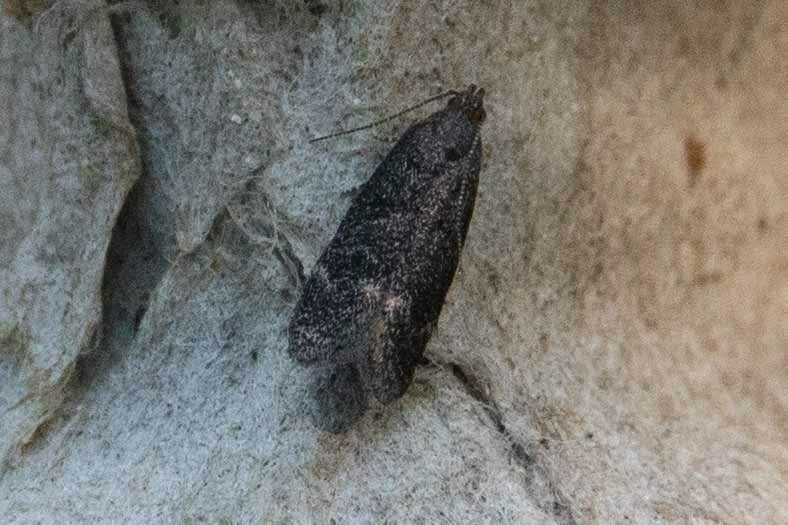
(288, 85, 486, 431)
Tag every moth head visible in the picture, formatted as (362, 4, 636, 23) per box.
(412, 84, 484, 167)
(447, 84, 486, 125)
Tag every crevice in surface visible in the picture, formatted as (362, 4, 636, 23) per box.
(448, 362, 576, 525)
(69, 10, 176, 396)
(72, 178, 172, 393)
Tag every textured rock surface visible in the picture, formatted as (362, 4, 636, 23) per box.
(0, 0, 138, 473)
(1, 1, 786, 523)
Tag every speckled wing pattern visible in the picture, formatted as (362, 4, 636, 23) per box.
(288, 86, 486, 431)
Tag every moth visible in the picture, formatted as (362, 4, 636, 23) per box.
(289, 85, 486, 432)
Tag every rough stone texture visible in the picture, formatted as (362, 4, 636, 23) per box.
(0, 0, 138, 473)
(1, 1, 786, 523)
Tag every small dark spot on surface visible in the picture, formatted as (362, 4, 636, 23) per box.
(133, 305, 146, 331)
(250, 350, 258, 362)
(510, 441, 531, 465)
(757, 217, 768, 233)
(486, 268, 500, 293)
(684, 136, 705, 188)
(692, 272, 723, 286)
(677, 36, 691, 56)
(538, 333, 549, 352)
(590, 262, 604, 283)
(63, 29, 78, 48)
(304, 0, 328, 17)
(704, 337, 719, 353)
(158, 11, 181, 39)
(73, 350, 99, 390)
(539, 438, 550, 449)
(585, 432, 594, 440)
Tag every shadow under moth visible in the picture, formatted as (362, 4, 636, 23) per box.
(288, 85, 486, 432)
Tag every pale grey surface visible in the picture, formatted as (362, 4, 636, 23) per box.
(1, 1, 786, 523)
(0, 0, 138, 476)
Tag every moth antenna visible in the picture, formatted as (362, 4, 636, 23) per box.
(309, 90, 459, 143)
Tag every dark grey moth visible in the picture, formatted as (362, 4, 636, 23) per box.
(289, 85, 486, 432)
